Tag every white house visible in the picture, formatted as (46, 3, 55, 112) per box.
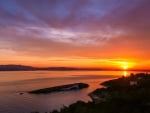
(130, 81, 137, 86)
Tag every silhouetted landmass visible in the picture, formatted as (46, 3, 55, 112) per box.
(29, 83, 89, 94)
(31, 73, 150, 113)
(0, 65, 37, 71)
(0, 65, 102, 71)
(1, 64, 150, 72)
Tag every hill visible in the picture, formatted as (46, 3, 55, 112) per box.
(0, 64, 102, 71)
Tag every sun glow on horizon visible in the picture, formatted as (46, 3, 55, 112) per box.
(123, 64, 128, 70)
(117, 61, 135, 71)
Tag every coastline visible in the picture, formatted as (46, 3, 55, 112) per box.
(31, 73, 150, 113)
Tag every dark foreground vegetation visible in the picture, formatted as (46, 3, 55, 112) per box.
(29, 83, 89, 94)
(31, 73, 150, 113)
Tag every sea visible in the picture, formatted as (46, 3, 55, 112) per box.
(0, 70, 141, 113)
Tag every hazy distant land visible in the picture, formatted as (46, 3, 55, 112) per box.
(0, 65, 104, 71)
(0, 65, 150, 72)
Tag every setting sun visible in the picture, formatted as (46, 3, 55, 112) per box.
(122, 62, 128, 70)
(116, 61, 134, 71)
(123, 66, 128, 70)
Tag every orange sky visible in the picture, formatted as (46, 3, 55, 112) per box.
(0, 0, 150, 70)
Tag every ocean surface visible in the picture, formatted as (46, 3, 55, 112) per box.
(0, 71, 138, 113)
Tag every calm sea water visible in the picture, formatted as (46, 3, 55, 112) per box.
(0, 71, 138, 113)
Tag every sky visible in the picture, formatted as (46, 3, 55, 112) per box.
(0, 0, 150, 70)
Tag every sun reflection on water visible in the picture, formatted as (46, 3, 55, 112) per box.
(123, 71, 127, 77)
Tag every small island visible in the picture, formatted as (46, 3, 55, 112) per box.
(29, 83, 89, 94)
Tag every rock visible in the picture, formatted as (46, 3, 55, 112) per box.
(19, 92, 24, 95)
(28, 83, 89, 94)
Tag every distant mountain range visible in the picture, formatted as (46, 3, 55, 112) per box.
(0, 65, 102, 71)
(0, 65, 36, 71)
(0, 64, 149, 71)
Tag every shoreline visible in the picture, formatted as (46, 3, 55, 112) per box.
(31, 73, 150, 113)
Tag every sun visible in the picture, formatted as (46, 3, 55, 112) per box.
(118, 61, 130, 70)
(123, 65, 128, 70)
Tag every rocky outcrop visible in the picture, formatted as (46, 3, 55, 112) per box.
(29, 83, 89, 94)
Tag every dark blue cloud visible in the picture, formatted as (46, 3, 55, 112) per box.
(0, 0, 148, 30)
(0, 0, 149, 33)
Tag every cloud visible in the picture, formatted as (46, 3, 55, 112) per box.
(0, 0, 150, 60)
(3, 26, 123, 45)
